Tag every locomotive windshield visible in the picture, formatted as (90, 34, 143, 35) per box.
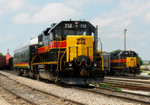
(62, 22, 95, 40)
(127, 51, 137, 57)
(64, 29, 88, 36)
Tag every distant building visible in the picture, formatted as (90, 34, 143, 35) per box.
(5, 49, 12, 66)
(0, 49, 12, 69)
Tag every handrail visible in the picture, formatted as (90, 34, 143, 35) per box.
(56, 36, 62, 71)
(60, 49, 66, 70)
(30, 53, 38, 70)
(96, 47, 104, 70)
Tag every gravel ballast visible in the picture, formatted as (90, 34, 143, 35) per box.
(0, 71, 141, 105)
(0, 95, 11, 105)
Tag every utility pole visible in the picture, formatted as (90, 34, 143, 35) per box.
(124, 29, 127, 51)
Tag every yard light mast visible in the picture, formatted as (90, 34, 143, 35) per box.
(124, 29, 127, 51)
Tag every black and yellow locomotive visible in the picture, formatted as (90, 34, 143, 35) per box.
(13, 20, 105, 84)
(109, 51, 141, 76)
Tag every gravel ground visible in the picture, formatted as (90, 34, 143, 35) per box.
(0, 86, 30, 105)
(139, 73, 150, 77)
(0, 71, 142, 105)
(0, 94, 11, 105)
(0, 73, 77, 105)
(122, 89, 150, 96)
(91, 87, 150, 102)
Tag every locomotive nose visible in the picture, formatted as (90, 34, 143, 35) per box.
(80, 69, 88, 76)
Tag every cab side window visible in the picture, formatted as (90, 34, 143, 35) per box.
(50, 32, 54, 41)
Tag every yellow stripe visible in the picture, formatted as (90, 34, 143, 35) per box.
(95, 68, 102, 70)
(65, 68, 73, 70)
(32, 62, 57, 65)
(14, 64, 29, 67)
(111, 67, 123, 69)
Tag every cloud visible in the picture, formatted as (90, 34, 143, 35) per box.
(65, 0, 90, 8)
(108, 33, 122, 39)
(65, 0, 114, 8)
(5, 0, 25, 11)
(119, 1, 150, 17)
(0, 0, 6, 4)
(91, 0, 150, 39)
(138, 42, 146, 47)
(0, 0, 25, 17)
(144, 13, 150, 23)
(0, 0, 25, 18)
(14, 3, 79, 24)
(91, 17, 123, 27)
(90, 0, 150, 60)
(14, 13, 30, 24)
(0, 33, 15, 43)
(0, 10, 2, 16)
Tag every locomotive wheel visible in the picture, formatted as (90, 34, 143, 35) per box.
(18, 70, 23, 76)
(120, 71, 125, 76)
(105, 70, 108, 75)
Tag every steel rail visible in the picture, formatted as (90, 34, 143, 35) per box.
(102, 80, 150, 91)
(95, 86, 150, 98)
(72, 86, 150, 105)
(0, 84, 37, 105)
(0, 72, 85, 105)
(105, 77, 150, 84)
(105, 76, 150, 80)
(2, 71, 150, 104)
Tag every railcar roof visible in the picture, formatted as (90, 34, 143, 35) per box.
(14, 37, 38, 52)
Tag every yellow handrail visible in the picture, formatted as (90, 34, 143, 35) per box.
(96, 47, 104, 70)
(60, 49, 66, 70)
(56, 36, 61, 71)
(31, 53, 38, 70)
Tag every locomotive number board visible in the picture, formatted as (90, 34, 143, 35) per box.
(63, 22, 87, 29)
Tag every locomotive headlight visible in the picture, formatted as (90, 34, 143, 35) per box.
(69, 63, 72, 67)
(94, 63, 97, 67)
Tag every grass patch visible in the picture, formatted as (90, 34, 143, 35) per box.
(93, 83, 122, 91)
(148, 73, 150, 76)
(142, 71, 149, 73)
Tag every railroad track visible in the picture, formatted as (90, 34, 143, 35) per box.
(104, 77, 150, 91)
(0, 84, 36, 105)
(0, 72, 85, 105)
(1, 70, 150, 105)
(106, 75, 150, 80)
(105, 76, 150, 83)
(72, 85, 150, 105)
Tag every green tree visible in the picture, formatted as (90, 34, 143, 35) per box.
(0, 52, 3, 56)
(148, 61, 150, 65)
(138, 56, 143, 65)
(110, 49, 122, 53)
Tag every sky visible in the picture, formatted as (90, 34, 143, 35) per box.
(0, 0, 150, 60)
